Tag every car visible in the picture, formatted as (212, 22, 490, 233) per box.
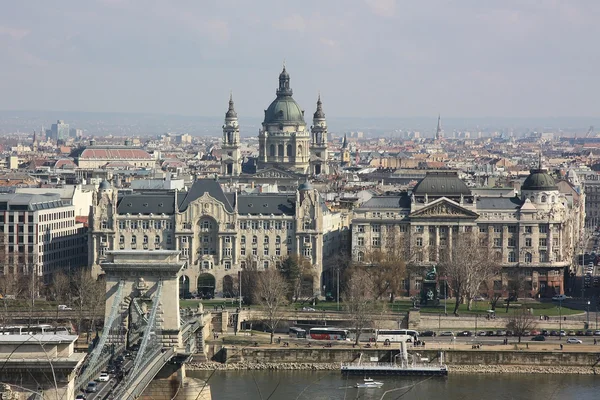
(552, 294, 567, 301)
(123, 350, 132, 358)
(473, 295, 486, 301)
(75, 395, 87, 400)
(576, 330, 585, 336)
(97, 372, 110, 382)
(457, 331, 472, 337)
(486, 330, 496, 337)
(86, 382, 97, 393)
(529, 330, 541, 336)
(594, 330, 600, 336)
(477, 331, 487, 336)
(439, 331, 454, 337)
(559, 330, 566, 337)
(57, 304, 72, 311)
(420, 331, 436, 337)
(531, 335, 546, 341)
(301, 306, 316, 312)
(566, 338, 583, 344)
(585, 330, 594, 336)
(496, 330, 507, 336)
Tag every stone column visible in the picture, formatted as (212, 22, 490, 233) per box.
(448, 225, 453, 252)
(435, 226, 440, 262)
(548, 224, 553, 261)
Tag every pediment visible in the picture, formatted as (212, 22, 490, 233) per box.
(253, 167, 300, 179)
(410, 199, 478, 219)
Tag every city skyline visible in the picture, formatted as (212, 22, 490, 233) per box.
(1, 1, 599, 118)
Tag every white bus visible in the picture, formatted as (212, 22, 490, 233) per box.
(347, 328, 376, 343)
(289, 327, 307, 338)
(375, 329, 419, 343)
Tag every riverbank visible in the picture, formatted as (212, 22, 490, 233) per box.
(187, 361, 600, 375)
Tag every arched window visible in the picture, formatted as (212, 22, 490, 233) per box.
(357, 251, 364, 262)
(154, 235, 160, 244)
(278, 144, 284, 156)
(241, 235, 246, 245)
(119, 235, 124, 244)
(131, 236, 137, 244)
(269, 144, 275, 156)
(263, 236, 269, 245)
(275, 235, 281, 245)
(541, 195, 547, 203)
(143, 235, 148, 244)
(252, 235, 258, 245)
(530, 196, 535, 202)
(508, 251, 516, 263)
(286, 144, 292, 157)
(297, 145, 303, 155)
(525, 252, 532, 263)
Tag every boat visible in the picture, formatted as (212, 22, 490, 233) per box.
(355, 378, 384, 388)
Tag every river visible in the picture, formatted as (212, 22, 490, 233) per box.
(188, 370, 600, 400)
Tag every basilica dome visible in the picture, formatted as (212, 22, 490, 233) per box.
(263, 67, 305, 125)
(522, 169, 557, 191)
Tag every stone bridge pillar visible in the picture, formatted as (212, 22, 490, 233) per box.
(101, 250, 185, 349)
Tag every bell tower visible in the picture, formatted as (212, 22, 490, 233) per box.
(309, 94, 328, 175)
(221, 93, 242, 176)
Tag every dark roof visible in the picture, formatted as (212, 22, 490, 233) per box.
(178, 179, 233, 212)
(0, 193, 65, 211)
(237, 194, 295, 215)
(476, 197, 523, 210)
(117, 192, 175, 214)
(522, 169, 557, 191)
(412, 171, 471, 196)
(360, 195, 411, 209)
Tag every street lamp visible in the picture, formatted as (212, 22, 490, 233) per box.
(558, 299, 562, 338)
(337, 267, 340, 312)
(587, 301, 591, 328)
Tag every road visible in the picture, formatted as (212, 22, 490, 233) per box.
(82, 357, 134, 400)
(421, 335, 600, 345)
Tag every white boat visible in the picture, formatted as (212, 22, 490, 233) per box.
(355, 378, 384, 388)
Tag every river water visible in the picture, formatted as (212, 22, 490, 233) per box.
(188, 370, 600, 400)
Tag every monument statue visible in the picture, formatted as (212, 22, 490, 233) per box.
(425, 265, 437, 281)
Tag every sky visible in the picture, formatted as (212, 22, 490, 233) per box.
(0, 0, 599, 119)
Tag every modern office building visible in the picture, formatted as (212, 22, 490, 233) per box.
(51, 120, 70, 142)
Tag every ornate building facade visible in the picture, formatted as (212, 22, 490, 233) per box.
(89, 179, 349, 298)
(350, 169, 585, 298)
(221, 94, 242, 176)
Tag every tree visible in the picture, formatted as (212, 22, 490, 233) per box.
(506, 307, 537, 343)
(343, 268, 378, 346)
(363, 248, 406, 302)
(51, 271, 71, 304)
(504, 278, 526, 313)
(439, 233, 501, 314)
(279, 254, 316, 302)
(252, 269, 289, 344)
(73, 268, 103, 336)
(240, 255, 260, 305)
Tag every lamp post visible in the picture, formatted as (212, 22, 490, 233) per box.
(587, 301, 591, 328)
(596, 305, 598, 331)
(558, 299, 562, 338)
(238, 270, 242, 309)
(336, 267, 340, 311)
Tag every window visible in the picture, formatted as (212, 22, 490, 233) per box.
(303, 221, 311, 230)
(101, 220, 107, 229)
(264, 236, 269, 245)
(201, 220, 211, 230)
(241, 261, 247, 269)
(286, 221, 293, 230)
(275, 221, 282, 230)
(429, 226, 435, 233)
(553, 238, 559, 247)
(440, 237, 447, 246)
(525, 238, 532, 247)
(416, 237, 423, 246)
(275, 235, 281, 245)
(525, 226, 532, 234)
(525, 252, 532, 263)
(131, 236, 137, 244)
(252, 248, 258, 256)
(399, 225, 407, 233)
(251, 221, 258, 230)
(166, 235, 172, 245)
(494, 238, 502, 247)
(429, 238, 435, 246)
(287, 236, 292, 245)
(540, 250, 548, 262)
(479, 226, 486, 233)
(508, 226, 517, 233)
(303, 248, 312, 257)
(263, 261, 269, 269)
(225, 261, 231, 270)
(415, 226, 424, 233)
(224, 248, 232, 257)
(539, 238, 547, 247)
(154, 235, 160, 244)
(508, 238, 516, 247)
(154, 221, 161, 229)
(143, 235, 148, 244)
(508, 251, 516, 263)
(539, 225, 548, 234)
(357, 225, 365, 233)
(225, 236, 231, 243)
(303, 236, 310, 244)
(263, 247, 269, 256)
(100, 235, 107, 243)
(131, 221, 138, 229)
(372, 237, 380, 247)
(241, 236, 246, 245)
(182, 248, 189, 257)
(241, 248, 246, 256)
(202, 261, 211, 270)
(372, 225, 380, 233)
(182, 236, 188, 243)
(119, 221, 125, 229)
(275, 248, 281, 256)
(357, 251, 364, 262)
(541, 195, 547, 203)
(240, 221, 248, 229)
(252, 235, 258, 245)
(493, 225, 502, 233)
(357, 237, 365, 246)
(119, 235, 125, 244)
(142, 221, 149, 229)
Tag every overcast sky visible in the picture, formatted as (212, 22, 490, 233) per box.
(0, 0, 599, 119)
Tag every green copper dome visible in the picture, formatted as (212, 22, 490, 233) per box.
(263, 66, 305, 125)
(522, 169, 557, 191)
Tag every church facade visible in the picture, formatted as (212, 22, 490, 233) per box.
(221, 67, 329, 177)
(350, 169, 585, 298)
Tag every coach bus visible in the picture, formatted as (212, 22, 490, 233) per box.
(375, 329, 419, 343)
(309, 327, 349, 341)
(289, 327, 307, 338)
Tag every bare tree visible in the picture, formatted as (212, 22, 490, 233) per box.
(51, 271, 71, 304)
(253, 269, 289, 344)
(504, 278, 526, 313)
(363, 248, 406, 302)
(439, 233, 501, 314)
(506, 307, 537, 343)
(343, 268, 378, 346)
(73, 268, 100, 336)
(279, 254, 316, 303)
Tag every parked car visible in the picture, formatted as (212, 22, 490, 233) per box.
(594, 330, 600, 336)
(585, 330, 595, 336)
(567, 330, 576, 336)
(566, 338, 583, 344)
(549, 330, 559, 336)
(86, 382, 97, 393)
(75, 395, 87, 400)
(559, 330, 566, 337)
(496, 330, 507, 336)
(301, 307, 316, 312)
(97, 372, 110, 382)
(420, 331, 436, 337)
(57, 304, 72, 311)
(529, 330, 541, 336)
(486, 330, 496, 336)
(477, 331, 487, 336)
(531, 335, 546, 341)
(576, 330, 585, 336)
(552, 294, 567, 301)
(473, 295, 486, 301)
(439, 331, 454, 337)
(457, 331, 472, 337)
